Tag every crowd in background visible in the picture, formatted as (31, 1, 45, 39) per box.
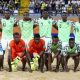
(0, 0, 80, 15)
(30, 0, 80, 15)
(0, 0, 20, 15)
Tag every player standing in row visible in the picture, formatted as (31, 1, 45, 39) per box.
(18, 12, 34, 43)
(74, 14, 80, 46)
(0, 28, 7, 71)
(0, 10, 15, 40)
(53, 11, 74, 56)
(37, 11, 54, 48)
(0, 10, 15, 71)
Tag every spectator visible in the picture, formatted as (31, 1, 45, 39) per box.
(40, 1, 47, 14)
(51, 0, 56, 11)
(14, 0, 20, 10)
(34, 2, 40, 13)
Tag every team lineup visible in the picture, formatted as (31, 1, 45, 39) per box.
(0, 10, 80, 73)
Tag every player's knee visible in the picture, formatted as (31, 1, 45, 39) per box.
(23, 58, 27, 63)
(41, 54, 44, 58)
(58, 55, 61, 59)
(0, 55, 3, 60)
(75, 56, 79, 60)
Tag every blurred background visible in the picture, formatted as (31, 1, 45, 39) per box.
(0, 0, 80, 16)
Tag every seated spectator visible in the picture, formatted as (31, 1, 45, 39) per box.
(34, 2, 40, 13)
(67, 4, 73, 15)
(40, 1, 47, 14)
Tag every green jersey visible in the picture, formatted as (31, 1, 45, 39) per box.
(46, 41, 62, 54)
(38, 18, 53, 38)
(74, 22, 80, 43)
(1, 17, 15, 40)
(18, 20, 33, 41)
(64, 43, 80, 55)
(57, 20, 72, 42)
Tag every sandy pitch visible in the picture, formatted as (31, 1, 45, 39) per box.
(0, 50, 80, 80)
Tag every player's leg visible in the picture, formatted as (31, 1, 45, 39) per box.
(44, 53, 48, 71)
(22, 57, 27, 71)
(8, 48, 17, 72)
(73, 55, 79, 72)
(17, 51, 27, 71)
(79, 52, 80, 61)
(61, 55, 65, 71)
(48, 53, 52, 71)
(26, 52, 32, 71)
(39, 53, 45, 73)
(0, 55, 3, 71)
(55, 54, 61, 72)
(65, 55, 70, 71)
(8, 54, 12, 72)
(1, 50, 5, 69)
(27, 53, 34, 72)
(63, 55, 70, 71)
(38, 57, 41, 69)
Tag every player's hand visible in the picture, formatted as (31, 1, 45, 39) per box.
(30, 61, 36, 71)
(11, 63, 17, 72)
(33, 52, 40, 58)
(13, 56, 21, 65)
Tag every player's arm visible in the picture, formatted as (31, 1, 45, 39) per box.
(8, 43, 12, 61)
(70, 21, 75, 37)
(13, 20, 21, 33)
(70, 44, 79, 57)
(52, 51, 59, 60)
(19, 41, 28, 59)
(70, 53, 78, 57)
(52, 44, 61, 59)
(39, 50, 45, 56)
(52, 20, 58, 30)
(54, 49, 61, 57)
(70, 25, 74, 33)
(0, 19, 2, 29)
(33, 19, 39, 29)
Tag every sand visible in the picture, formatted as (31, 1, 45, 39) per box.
(0, 51, 80, 80)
